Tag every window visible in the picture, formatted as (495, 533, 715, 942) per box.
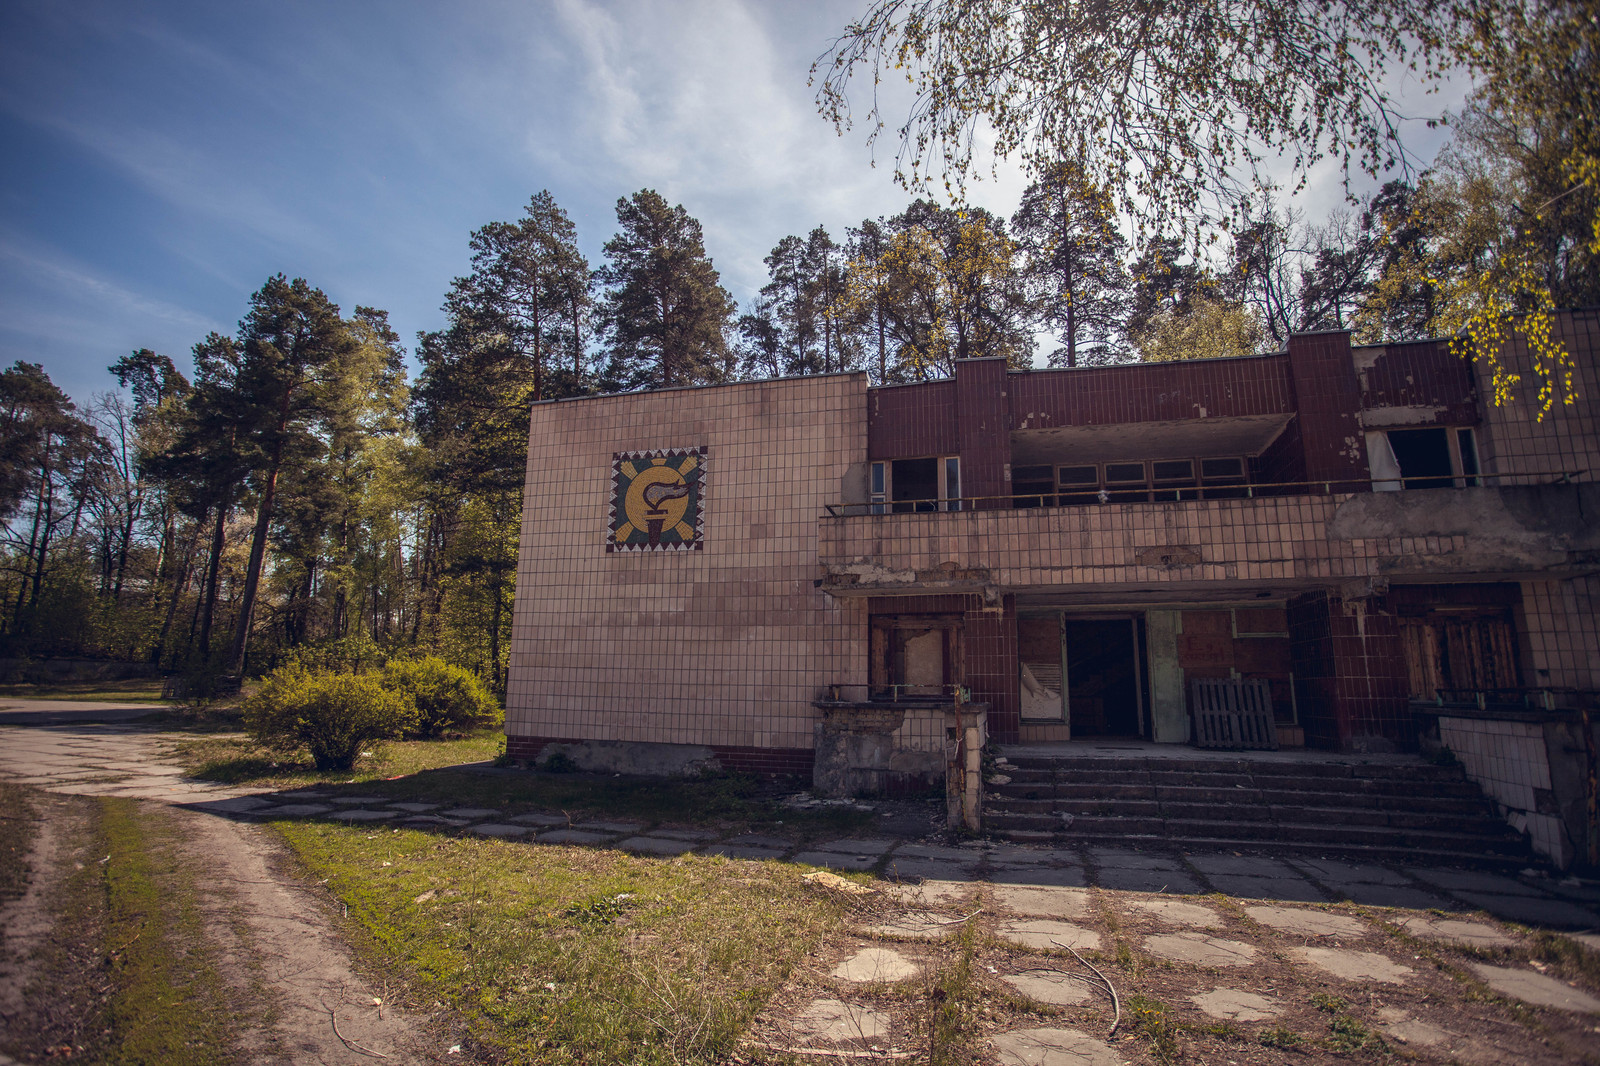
(1103, 461, 1149, 502)
(1151, 459, 1197, 501)
(1012, 464, 1054, 507)
(1387, 428, 1455, 489)
(886, 456, 962, 512)
(1199, 456, 1248, 498)
(869, 461, 887, 514)
(1056, 465, 1099, 504)
(1457, 428, 1479, 486)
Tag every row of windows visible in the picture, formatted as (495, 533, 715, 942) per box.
(1012, 457, 1250, 505)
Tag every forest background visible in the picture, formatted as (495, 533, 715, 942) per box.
(1, 0, 1594, 695)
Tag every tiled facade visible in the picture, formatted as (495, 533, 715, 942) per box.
(508, 312, 1600, 780)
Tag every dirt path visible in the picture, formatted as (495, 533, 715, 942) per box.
(0, 716, 445, 1064)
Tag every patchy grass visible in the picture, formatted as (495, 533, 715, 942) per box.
(175, 732, 877, 837)
(6, 797, 253, 1065)
(273, 819, 847, 1064)
(1126, 994, 1180, 1063)
(0, 677, 170, 703)
(0, 782, 35, 902)
(926, 918, 981, 1064)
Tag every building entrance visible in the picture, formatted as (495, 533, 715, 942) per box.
(1018, 612, 1148, 738)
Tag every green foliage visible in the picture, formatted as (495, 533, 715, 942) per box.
(243, 666, 414, 771)
(383, 655, 502, 739)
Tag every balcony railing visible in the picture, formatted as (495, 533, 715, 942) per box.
(823, 469, 1587, 517)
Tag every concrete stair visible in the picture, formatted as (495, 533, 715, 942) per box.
(984, 752, 1539, 869)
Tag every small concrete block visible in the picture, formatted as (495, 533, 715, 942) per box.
(1407, 868, 1542, 897)
(1001, 971, 1093, 1006)
(989, 885, 1090, 919)
(270, 803, 333, 817)
(1245, 905, 1365, 938)
(1127, 898, 1222, 930)
(1187, 854, 1293, 877)
(884, 858, 976, 882)
(701, 844, 786, 860)
(795, 851, 878, 872)
(724, 834, 795, 848)
(1376, 1007, 1448, 1047)
(884, 880, 974, 908)
(330, 809, 395, 822)
(1094, 867, 1201, 894)
(329, 795, 388, 805)
(1206, 874, 1327, 903)
(991, 1027, 1120, 1066)
(510, 811, 569, 826)
(619, 835, 694, 856)
(997, 919, 1101, 953)
(386, 802, 441, 813)
(1296, 947, 1413, 984)
(647, 827, 718, 842)
(469, 823, 532, 838)
(442, 807, 500, 820)
(864, 911, 955, 940)
(816, 838, 896, 855)
(1397, 916, 1515, 949)
(831, 946, 919, 983)
(1454, 893, 1600, 929)
(791, 998, 890, 1044)
(574, 819, 646, 834)
(537, 829, 616, 846)
(987, 865, 1087, 887)
(1144, 932, 1258, 968)
(1469, 962, 1600, 1013)
(1191, 988, 1281, 1021)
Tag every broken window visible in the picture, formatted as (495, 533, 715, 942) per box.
(887, 456, 961, 512)
(869, 615, 963, 698)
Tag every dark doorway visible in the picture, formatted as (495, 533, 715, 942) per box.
(1064, 619, 1144, 737)
(891, 458, 939, 512)
(1388, 428, 1454, 489)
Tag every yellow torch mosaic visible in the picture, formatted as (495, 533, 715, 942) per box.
(606, 447, 706, 551)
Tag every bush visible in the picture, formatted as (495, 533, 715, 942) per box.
(243, 666, 415, 771)
(383, 656, 503, 739)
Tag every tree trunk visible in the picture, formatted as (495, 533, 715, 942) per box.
(227, 454, 281, 675)
(197, 505, 228, 658)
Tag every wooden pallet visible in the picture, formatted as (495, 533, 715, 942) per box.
(1191, 677, 1279, 750)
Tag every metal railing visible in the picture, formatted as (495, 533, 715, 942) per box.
(823, 469, 1587, 517)
(817, 682, 973, 705)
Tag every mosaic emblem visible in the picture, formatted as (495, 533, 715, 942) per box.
(607, 447, 706, 552)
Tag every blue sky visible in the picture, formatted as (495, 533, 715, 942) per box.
(0, 1, 1466, 404)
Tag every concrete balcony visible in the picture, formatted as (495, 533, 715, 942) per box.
(817, 482, 1600, 598)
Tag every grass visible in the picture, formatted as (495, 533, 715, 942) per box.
(174, 731, 878, 838)
(0, 677, 170, 703)
(0, 781, 36, 902)
(926, 917, 980, 1064)
(274, 819, 849, 1064)
(1126, 994, 1179, 1063)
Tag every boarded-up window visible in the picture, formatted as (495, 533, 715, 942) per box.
(1400, 613, 1520, 698)
(870, 615, 962, 698)
(1018, 615, 1064, 720)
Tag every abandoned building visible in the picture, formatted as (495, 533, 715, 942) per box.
(506, 309, 1600, 869)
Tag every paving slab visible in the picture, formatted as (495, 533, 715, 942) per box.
(258, 802, 332, 817)
(987, 865, 1087, 887)
(863, 911, 957, 940)
(1407, 868, 1542, 897)
(574, 820, 646, 834)
(1087, 848, 1181, 870)
(884, 880, 975, 908)
(791, 998, 890, 1044)
(1396, 915, 1515, 949)
(1000, 971, 1094, 1006)
(1186, 854, 1296, 878)
(831, 946, 919, 983)
(1296, 947, 1413, 984)
(1376, 1007, 1449, 1047)
(1143, 932, 1258, 968)
(1572, 932, 1600, 953)
(469, 823, 532, 838)
(1330, 883, 1453, 910)
(330, 809, 395, 823)
(329, 795, 388, 805)
(997, 919, 1101, 953)
(701, 844, 787, 861)
(189, 795, 277, 814)
(1454, 892, 1600, 929)
(386, 802, 441, 813)
(794, 851, 879, 872)
(400, 815, 462, 827)
(1245, 904, 1365, 938)
(1190, 988, 1280, 1021)
(1289, 858, 1409, 886)
(1204, 874, 1327, 902)
(991, 1027, 1119, 1066)
(441, 807, 500, 820)
(537, 829, 616, 846)
(1469, 962, 1600, 1013)
(618, 835, 694, 856)
(647, 827, 718, 842)
(1126, 898, 1222, 930)
(1093, 867, 1201, 894)
(509, 811, 569, 826)
(986, 846, 1064, 866)
(724, 834, 795, 849)
(895, 844, 981, 861)
(884, 858, 976, 882)
(814, 837, 897, 856)
(989, 884, 1090, 919)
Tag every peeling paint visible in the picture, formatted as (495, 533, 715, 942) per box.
(1359, 404, 1449, 429)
